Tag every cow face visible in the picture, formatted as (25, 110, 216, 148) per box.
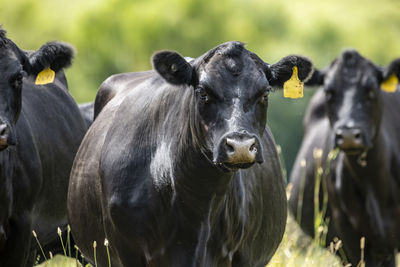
(153, 41, 313, 171)
(307, 50, 400, 154)
(0, 28, 74, 151)
(0, 30, 29, 150)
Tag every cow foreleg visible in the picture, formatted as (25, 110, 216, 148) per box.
(0, 211, 32, 267)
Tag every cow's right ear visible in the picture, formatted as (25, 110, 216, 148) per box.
(152, 51, 194, 85)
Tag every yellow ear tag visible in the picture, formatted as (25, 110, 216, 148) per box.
(381, 73, 398, 93)
(283, 66, 304, 99)
(35, 67, 55, 85)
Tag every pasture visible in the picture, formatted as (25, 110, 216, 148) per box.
(1, 0, 399, 266)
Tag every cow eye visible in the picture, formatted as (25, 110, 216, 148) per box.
(10, 73, 23, 89)
(196, 87, 209, 102)
(368, 90, 376, 100)
(261, 86, 271, 103)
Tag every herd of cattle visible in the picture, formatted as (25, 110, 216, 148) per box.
(0, 25, 399, 267)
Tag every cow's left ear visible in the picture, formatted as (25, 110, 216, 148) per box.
(28, 41, 75, 75)
(152, 51, 194, 85)
(265, 55, 314, 87)
(381, 58, 400, 93)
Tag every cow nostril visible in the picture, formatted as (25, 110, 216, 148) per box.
(250, 144, 257, 153)
(225, 141, 235, 154)
(354, 132, 362, 140)
(0, 125, 8, 136)
(335, 133, 343, 143)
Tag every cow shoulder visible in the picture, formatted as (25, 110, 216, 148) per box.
(94, 71, 154, 119)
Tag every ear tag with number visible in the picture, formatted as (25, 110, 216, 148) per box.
(35, 67, 55, 85)
(381, 73, 398, 93)
(283, 66, 304, 99)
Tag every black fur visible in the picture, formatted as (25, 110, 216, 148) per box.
(0, 26, 8, 47)
(29, 41, 75, 74)
(69, 42, 315, 267)
(304, 68, 325, 86)
(0, 26, 87, 266)
(289, 49, 400, 267)
(268, 55, 314, 87)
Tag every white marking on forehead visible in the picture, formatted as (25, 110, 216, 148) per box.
(337, 88, 361, 125)
(225, 97, 241, 132)
(150, 141, 174, 190)
(199, 70, 209, 83)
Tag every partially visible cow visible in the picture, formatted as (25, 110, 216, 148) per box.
(68, 41, 313, 267)
(79, 102, 94, 127)
(289, 49, 400, 266)
(0, 27, 87, 265)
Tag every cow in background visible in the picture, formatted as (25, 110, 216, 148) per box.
(0, 27, 87, 266)
(289, 49, 400, 266)
(79, 102, 94, 127)
(68, 41, 313, 266)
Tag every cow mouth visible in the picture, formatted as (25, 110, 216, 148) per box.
(0, 139, 7, 151)
(215, 162, 255, 172)
(340, 148, 365, 155)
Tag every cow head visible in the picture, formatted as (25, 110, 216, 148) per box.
(306, 49, 400, 154)
(152, 41, 313, 171)
(0, 27, 74, 151)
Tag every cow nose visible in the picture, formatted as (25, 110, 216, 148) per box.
(225, 137, 257, 164)
(335, 127, 364, 150)
(0, 123, 9, 146)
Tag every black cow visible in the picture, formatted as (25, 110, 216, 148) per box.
(289, 49, 400, 266)
(68, 41, 313, 267)
(0, 27, 87, 265)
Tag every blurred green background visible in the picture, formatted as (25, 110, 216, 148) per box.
(1, 0, 399, 176)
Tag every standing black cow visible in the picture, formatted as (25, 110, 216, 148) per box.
(289, 49, 400, 266)
(68, 41, 313, 267)
(0, 27, 87, 266)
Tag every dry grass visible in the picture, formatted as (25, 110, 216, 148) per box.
(267, 213, 343, 267)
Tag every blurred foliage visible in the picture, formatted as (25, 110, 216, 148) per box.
(1, 0, 399, 175)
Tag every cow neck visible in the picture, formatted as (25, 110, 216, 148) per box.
(170, 93, 235, 219)
(339, 132, 389, 199)
(0, 149, 15, 222)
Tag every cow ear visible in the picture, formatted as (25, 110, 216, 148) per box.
(381, 58, 400, 93)
(152, 51, 194, 85)
(304, 68, 325, 86)
(29, 41, 75, 75)
(266, 55, 314, 87)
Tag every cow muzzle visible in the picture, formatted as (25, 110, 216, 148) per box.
(0, 123, 15, 151)
(214, 132, 263, 171)
(334, 127, 368, 154)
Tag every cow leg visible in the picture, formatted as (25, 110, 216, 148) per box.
(0, 211, 32, 267)
(114, 248, 146, 267)
(330, 211, 361, 266)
